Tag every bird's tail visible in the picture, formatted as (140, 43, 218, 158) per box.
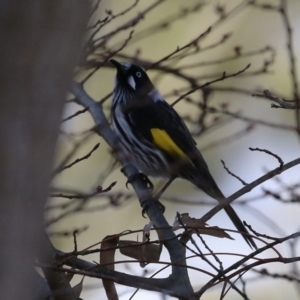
(224, 204, 257, 249)
(188, 172, 257, 249)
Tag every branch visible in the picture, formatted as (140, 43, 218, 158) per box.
(70, 82, 196, 298)
(195, 230, 300, 297)
(39, 234, 77, 300)
(221, 160, 248, 186)
(253, 89, 298, 109)
(201, 157, 300, 222)
(57, 143, 100, 173)
(171, 64, 251, 107)
(249, 147, 284, 170)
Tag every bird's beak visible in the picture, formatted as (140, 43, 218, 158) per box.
(110, 59, 126, 75)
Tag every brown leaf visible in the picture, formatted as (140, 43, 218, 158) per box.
(119, 240, 162, 268)
(173, 213, 233, 239)
(100, 235, 120, 300)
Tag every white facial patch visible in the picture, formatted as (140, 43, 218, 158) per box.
(148, 88, 164, 102)
(127, 75, 136, 90)
(122, 63, 132, 70)
(123, 62, 145, 72)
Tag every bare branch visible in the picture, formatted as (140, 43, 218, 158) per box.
(57, 143, 100, 173)
(253, 89, 298, 109)
(171, 64, 251, 107)
(221, 160, 248, 186)
(249, 147, 284, 170)
(201, 156, 300, 222)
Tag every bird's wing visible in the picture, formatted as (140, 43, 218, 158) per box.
(124, 98, 200, 163)
(123, 96, 258, 250)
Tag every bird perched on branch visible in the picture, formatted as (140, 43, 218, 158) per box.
(110, 59, 256, 249)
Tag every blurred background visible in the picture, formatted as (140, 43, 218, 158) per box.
(48, 0, 300, 299)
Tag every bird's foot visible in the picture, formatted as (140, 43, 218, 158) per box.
(141, 198, 165, 217)
(125, 172, 154, 192)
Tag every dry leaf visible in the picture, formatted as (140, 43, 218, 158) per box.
(119, 240, 162, 268)
(100, 235, 120, 300)
(173, 213, 233, 239)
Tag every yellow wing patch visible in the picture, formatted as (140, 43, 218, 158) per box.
(150, 128, 186, 158)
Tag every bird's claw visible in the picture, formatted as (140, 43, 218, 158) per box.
(125, 172, 154, 192)
(141, 199, 165, 217)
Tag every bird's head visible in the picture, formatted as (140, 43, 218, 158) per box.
(110, 59, 163, 105)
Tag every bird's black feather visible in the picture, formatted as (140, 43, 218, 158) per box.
(124, 98, 196, 157)
(111, 60, 257, 249)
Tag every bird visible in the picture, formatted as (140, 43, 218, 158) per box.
(110, 59, 256, 249)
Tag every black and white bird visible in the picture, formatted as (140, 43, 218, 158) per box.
(110, 59, 256, 249)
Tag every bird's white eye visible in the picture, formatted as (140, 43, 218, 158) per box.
(136, 72, 142, 78)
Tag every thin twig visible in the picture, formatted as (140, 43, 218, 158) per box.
(249, 147, 284, 170)
(221, 160, 248, 186)
(252, 89, 297, 109)
(201, 157, 300, 223)
(171, 64, 251, 107)
(57, 143, 100, 173)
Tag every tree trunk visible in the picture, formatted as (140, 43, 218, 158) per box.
(0, 1, 89, 299)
